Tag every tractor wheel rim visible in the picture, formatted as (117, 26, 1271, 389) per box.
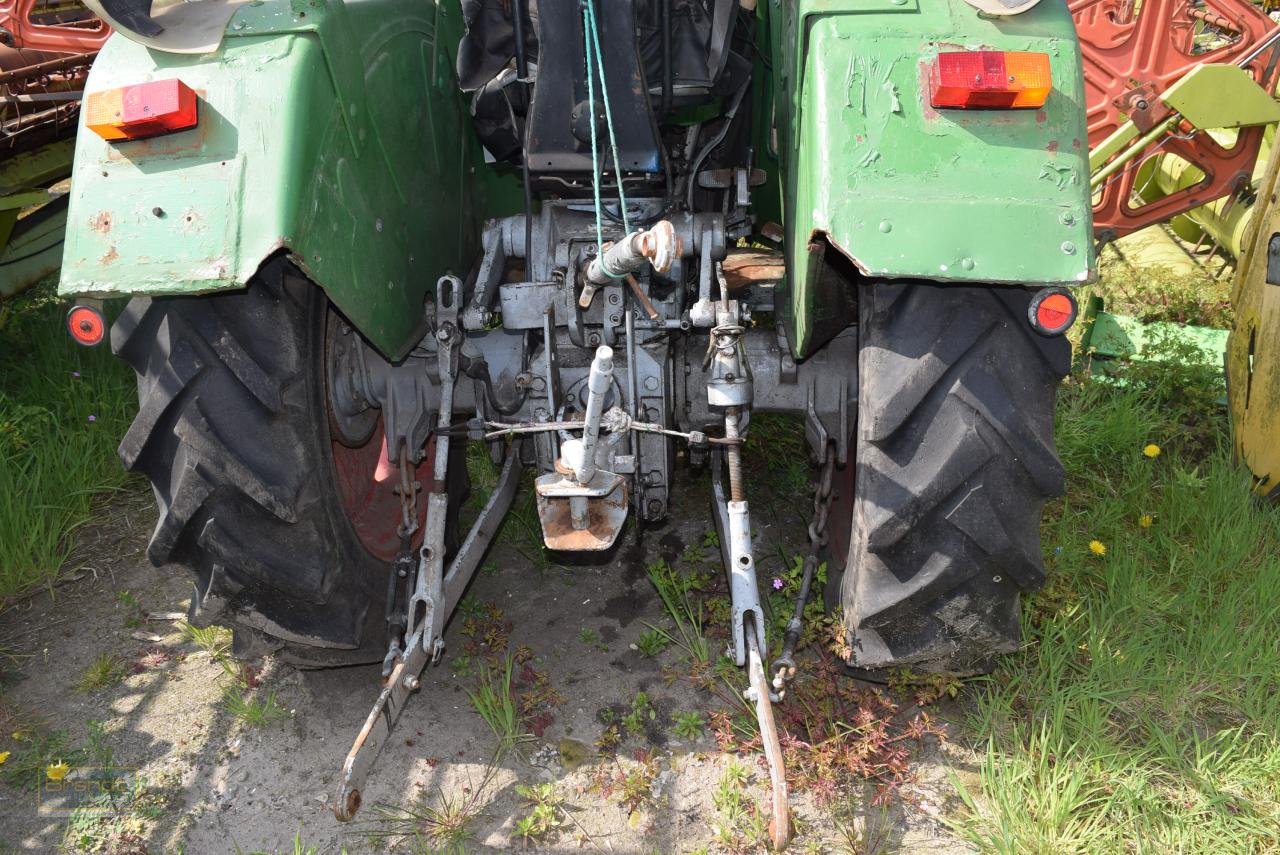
(324, 313, 432, 562)
(329, 418, 433, 562)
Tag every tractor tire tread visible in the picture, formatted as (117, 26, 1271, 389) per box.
(112, 271, 386, 665)
(843, 282, 1069, 674)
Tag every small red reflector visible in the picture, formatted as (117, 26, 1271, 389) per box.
(67, 305, 106, 347)
(929, 51, 1052, 110)
(1028, 289, 1077, 336)
(85, 79, 198, 141)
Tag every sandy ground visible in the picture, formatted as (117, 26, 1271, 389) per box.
(0, 473, 979, 854)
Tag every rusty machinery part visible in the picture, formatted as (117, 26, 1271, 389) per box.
(745, 612, 791, 851)
(109, 261, 468, 666)
(0, 0, 108, 52)
(0, 45, 95, 154)
(1071, 0, 1280, 241)
(841, 282, 1070, 676)
(584, 220, 679, 286)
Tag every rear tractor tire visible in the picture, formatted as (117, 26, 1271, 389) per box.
(111, 262, 462, 666)
(840, 282, 1070, 675)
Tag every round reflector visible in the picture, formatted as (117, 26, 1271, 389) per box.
(1028, 289, 1077, 336)
(67, 305, 106, 347)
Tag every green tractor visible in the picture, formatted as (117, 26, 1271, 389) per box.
(60, 0, 1092, 839)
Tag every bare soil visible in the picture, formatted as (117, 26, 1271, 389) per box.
(0, 473, 979, 854)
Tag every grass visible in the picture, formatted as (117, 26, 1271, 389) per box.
(368, 764, 498, 854)
(644, 558, 711, 665)
(1092, 256, 1233, 328)
(180, 621, 232, 660)
(237, 832, 325, 855)
(952, 343, 1280, 850)
(77, 653, 127, 693)
(0, 283, 138, 601)
(710, 760, 769, 852)
(221, 687, 288, 728)
(465, 655, 524, 752)
(177, 621, 287, 729)
(635, 628, 669, 657)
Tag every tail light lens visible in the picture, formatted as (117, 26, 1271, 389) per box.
(1028, 288, 1077, 336)
(67, 304, 106, 347)
(85, 79, 198, 141)
(929, 51, 1052, 110)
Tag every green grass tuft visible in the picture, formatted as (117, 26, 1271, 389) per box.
(466, 655, 526, 752)
(77, 653, 127, 693)
(0, 284, 138, 601)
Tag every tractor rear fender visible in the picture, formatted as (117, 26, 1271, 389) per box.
(57, 0, 492, 362)
(767, 0, 1096, 357)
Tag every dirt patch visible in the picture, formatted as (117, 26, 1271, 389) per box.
(0, 472, 976, 854)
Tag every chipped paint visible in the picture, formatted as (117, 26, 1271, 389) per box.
(1039, 162, 1078, 190)
(59, 0, 489, 362)
(773, 0, 1094, 357)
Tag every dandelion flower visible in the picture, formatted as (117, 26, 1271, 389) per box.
(1143, 444, 1161, 459)
(1089, 540, 1107, 556)
(771, 577, 784, 590)
(0, 751, 9, 765)
(46, 761, 70, 781)
(1139, 514, 1153, 528)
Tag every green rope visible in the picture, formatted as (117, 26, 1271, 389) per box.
(582, 3, 604, 250)
(581, 0, 632, 261)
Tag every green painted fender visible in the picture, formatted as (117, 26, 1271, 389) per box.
(765, 0, 1096, 357)
(57, 0, 500, 361)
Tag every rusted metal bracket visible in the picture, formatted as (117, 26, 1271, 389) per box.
(746, 614, 791, 851)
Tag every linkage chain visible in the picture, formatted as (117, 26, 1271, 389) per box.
(771, 444, 837, 693)
(383, 444, 422, 677)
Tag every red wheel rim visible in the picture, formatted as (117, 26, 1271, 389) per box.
(330, 416, 435, 562)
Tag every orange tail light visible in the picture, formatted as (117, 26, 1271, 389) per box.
(929, 51, 1052, 110)
(85, 79, 198, 141)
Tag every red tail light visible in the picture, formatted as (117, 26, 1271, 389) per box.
(1028, 288, 1077, 336)
(67, 304, 106, 347)
(929, 51, 1052, 110)
(85, 79, 198, 141)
